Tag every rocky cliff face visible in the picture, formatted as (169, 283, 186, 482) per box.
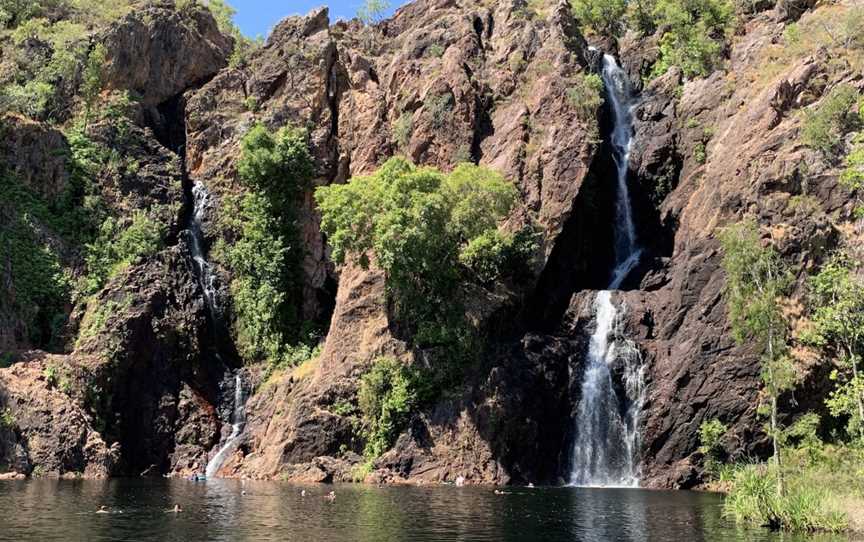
(1, 0, 860, 487)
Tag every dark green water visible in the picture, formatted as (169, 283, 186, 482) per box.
(0, 480, 849, 541)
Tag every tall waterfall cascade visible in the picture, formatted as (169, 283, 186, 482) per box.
(205, 372, 248, 478)
(184, 181, 247, 478)
(569, 54, 646, 487)
(187, 181, 220, 320)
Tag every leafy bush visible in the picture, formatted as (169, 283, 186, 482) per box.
(0, 408, 14, 429)
(801, 85, 861, 156)
(81, 210, 165, 295)
(315, 158, 529, 349)
(425, 43, 445, 58)
(566, 73, 604, 122)
(458, 228, 536, 285)
(649, 0, 734, 79)
(0, 175, 72, 347)
(224, 124, 314, 364)
(698, 418, 727, 474)
(570, 0, 627, 37)
(424, 93, 453, 129)
(81, 43, 107, 126)
(392, 111, 413, 149)
(358, 357, 417, 458)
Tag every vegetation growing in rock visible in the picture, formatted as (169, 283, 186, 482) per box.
(569, 0, 627, 37)
(720, 220, 793, 489)
(80, 210, 165, 295)
(392, 111, 413, 150)
(566, 73, 604, 122)
(315, 157, 530, 350)
(802, 255, 864, 442)
(358, 357, 417, 459)
(649, 0, 734, 78)
(424, 93, 453, 129)
(0, 174, 75, 348)
(198, 0, 259, 67)
(220, 123, 314, 366)
(698, 418, 727, 475)
(801, 85, 862, 157)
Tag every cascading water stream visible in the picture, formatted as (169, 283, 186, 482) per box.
(205, 372, 247, 478)
(569, 54, 646, 487)
(187, 182, 220, 321)
(183, 181, 247, 478)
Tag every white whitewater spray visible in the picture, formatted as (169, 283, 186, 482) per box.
(569, 54, 645, 487)
(205, 372, 247, 478)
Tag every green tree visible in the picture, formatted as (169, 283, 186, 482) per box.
(803, 255, 864, 442)
(226, 124, 314, 364)
(315, 158, 526, 348)
(720, 219, 793, 492)
(649, 0, 734, 78)
(357, 0, 390, 25)
(81, 43, 107, 128)
(570, 0, 627, 37)
(841, 135, 864, 218)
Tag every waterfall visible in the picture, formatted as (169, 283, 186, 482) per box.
(569, 54, 645, 487)
(187, 181, 220, 320)
(205, 372, 247, 478)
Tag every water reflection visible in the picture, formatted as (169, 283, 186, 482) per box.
(0, 480, 850, 542)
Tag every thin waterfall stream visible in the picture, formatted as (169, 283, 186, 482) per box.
(205, 372, 248, 478)
(569, 54, 646, 487)
(183, 180, 248, 478)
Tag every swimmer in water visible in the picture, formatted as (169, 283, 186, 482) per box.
(168, 504, 182, 513)
(324, 491, 336, 502)
(96, 506, 109, 514)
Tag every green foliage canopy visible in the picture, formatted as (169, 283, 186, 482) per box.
(358, 357, 417, 458)
(803, 255, 864, 441)
(315, 158, 527, 347)
(720, 219, 794, 482)
(223, 124, 314, 365)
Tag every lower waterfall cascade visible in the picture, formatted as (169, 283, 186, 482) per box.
(568, 53, 646, 487)
(205, 372, 248, 478)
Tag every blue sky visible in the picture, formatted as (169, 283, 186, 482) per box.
(232, 1, 410, 38)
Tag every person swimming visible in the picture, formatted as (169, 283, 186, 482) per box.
(96, 506, 109, 514)
(324, 491, 336, 502)
(168, 504, 183, 513)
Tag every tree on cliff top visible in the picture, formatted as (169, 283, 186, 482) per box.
(720, 219, 794, 493)
(357, 0, 391, 25)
